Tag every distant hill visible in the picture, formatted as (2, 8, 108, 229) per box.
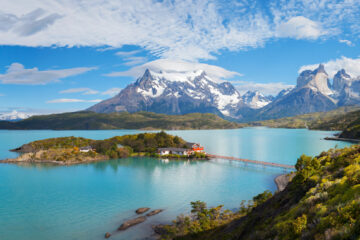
(0, 111, 241, 130)
(252, 106, 360, 129)
(252, 106, 360, 140)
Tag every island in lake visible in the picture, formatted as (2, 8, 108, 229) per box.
(2, 131, 207, 165)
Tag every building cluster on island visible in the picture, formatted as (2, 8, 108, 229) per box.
(157, 142, 205, 156)
(81, 142, 205, 157)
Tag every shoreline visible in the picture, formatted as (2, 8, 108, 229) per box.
(0, 154, 209, 166)
(324, 137, 360, 143)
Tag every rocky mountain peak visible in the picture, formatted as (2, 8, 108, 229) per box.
(296, 64, 332, 96)
(333, 69, 352, 92)
(314, 64, 326, 74)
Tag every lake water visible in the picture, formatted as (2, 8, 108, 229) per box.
(0, 128, 352, 240)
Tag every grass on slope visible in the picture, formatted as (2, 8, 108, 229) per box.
(0, 111, 241, 130)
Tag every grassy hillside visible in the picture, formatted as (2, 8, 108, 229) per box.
(158, 144, 360, 240)
(0, 111, 241, 130)
(251, 106, 360, 129)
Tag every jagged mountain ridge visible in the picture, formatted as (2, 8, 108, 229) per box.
(89, 69, 254, 119)
(89, 65, 360, 122)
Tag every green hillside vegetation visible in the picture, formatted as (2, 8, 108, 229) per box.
(157, 144, 360, 240)
(251, 106, 360, 129)
(0, 111, 241, 130)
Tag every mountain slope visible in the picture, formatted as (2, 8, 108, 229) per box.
(0, 111, 241, 130)
(88, 69, 251, 120)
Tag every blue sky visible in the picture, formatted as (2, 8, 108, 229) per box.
(0, 0, 360, 114)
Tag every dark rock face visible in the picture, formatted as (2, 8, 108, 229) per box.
(118, 216, 147, 231)
(135, 207, 150, 214)
(146, 209, 163, 217)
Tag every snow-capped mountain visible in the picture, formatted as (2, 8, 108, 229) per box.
(255, 64, 360, 120)
(0, 111, 33, 121)
(241, 90, 273, 109)
(88, 65, 360, 122)
(88, 69, 248, 119)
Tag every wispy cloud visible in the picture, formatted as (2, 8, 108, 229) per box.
(115, 50, 147, 66)
(0, 63, 96, 85)
(123, 56, 147, 66)
(47, 98, 102, 103)
(339, 39, 354, 46)
(115, 50, 141, 56)
(60, 88, 99, 95)
(102, 88, 122, 96)
(299, 56, 360, 78)
(233, 81, 294, 96)
(106, 59, 241, 82)
(1, 1, 359, 61)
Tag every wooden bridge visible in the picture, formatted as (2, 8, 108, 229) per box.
(207, 154, 295, 170)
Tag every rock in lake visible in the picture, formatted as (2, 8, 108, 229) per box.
(118, 216, 147, 231)
(104, 232, 111, 238)
(146, 209, 163, 217)
(135, 207, 150, 214)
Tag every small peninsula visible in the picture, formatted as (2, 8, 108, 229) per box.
(2, 131, 207, 165)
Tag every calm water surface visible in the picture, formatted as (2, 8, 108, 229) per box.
(0, 128, 352, 240)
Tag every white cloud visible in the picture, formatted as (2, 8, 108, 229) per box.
(276, 16, 325, 39)
(0, 63, 96, 85)
(60, 88, 99, 95)
(299, 56, 360, 78)
(115, 50, 141, 56)
(233, 81, 295, 96)
(2, 1, 358, 61)
(47, 98, 102, 103)
(102, 88, 122, 96)
(123, 56, 147, 66)
(339, 39, 354, 46)
(106, 59, 241, 82)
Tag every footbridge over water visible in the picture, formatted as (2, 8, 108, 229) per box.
(207, 154, 295, 170)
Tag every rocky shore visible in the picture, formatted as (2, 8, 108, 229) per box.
(0, 150, 109, 166)
(324, 136, 360, 143)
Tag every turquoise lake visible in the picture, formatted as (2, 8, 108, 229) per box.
(0, 128, 353, 240)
